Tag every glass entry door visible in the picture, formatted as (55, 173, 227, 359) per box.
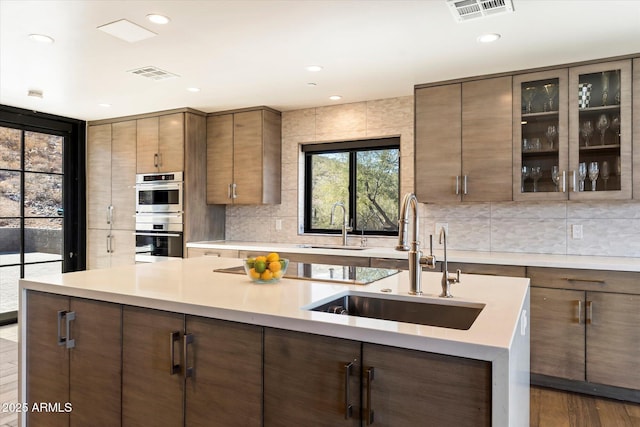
(0, 126, 64, 322)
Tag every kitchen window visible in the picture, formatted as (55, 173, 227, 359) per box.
(303, 137, 400, 236)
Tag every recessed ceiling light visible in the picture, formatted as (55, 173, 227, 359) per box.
(477, 33, 501, 43)
(186, 87, 200, 92)
(329, 95, 342, 101)
(306, 65, 323, 72)
(28, 34, 54, 44)
(146, 14, 170, 25)
(98, 103, 112, 107)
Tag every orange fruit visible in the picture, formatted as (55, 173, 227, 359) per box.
(266, 252, 280, 263)
(249, 268, 260, 280)
(273, 270, 283, 279)
(260, 270, 274, 281)
(268, 261, 282, 272)
(255, 256, 267, 263)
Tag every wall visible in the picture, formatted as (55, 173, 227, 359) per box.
(225, 96, 640, 258)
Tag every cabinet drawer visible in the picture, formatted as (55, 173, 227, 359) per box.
(370, 257, 409, 270)
(528, 267, 640, 294)
(187, 247, 239, 258)
(444, 262, 526, 278)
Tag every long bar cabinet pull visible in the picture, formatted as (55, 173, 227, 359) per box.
(65, 311, 76, 349)
(586, 301, 593, 324)
(455, 176, 460, 195)
(562, 278, 606, 285)
(183, 333, 194, 379)
(154, 153, 159, 168)
(572, 170, 577, 192)
(227, 183, 233, 199)
(576, 300, 583, 324)
(365, 367, 375, 425)
(562, 171, 566, 193)
(169, 331, 181, 375)
(57, 310, 67, 346)
(344, 362, 353, 419)
(231, 183, 238, 199)
(463, 175, 468, 195)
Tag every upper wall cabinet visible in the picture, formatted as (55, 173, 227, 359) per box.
(137, 113, 184, 173)
(633, 58, 640, 200)
(206, 107, 281, 205)
(514, 60, 632, 201)
(415, 76, 513, 203)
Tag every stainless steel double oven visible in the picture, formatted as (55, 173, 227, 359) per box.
(135, 172, 184, 263)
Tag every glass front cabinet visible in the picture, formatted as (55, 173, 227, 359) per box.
(513, 59, 632, 200)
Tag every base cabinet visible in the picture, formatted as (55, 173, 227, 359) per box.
(122, 306, 263, 426)
(264, 328, 491, 427)
(26, 291, 121, 426)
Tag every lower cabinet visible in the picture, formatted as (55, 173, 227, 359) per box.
(26, 291, 122, 426)
(529, 267, 640, 392)
(122, 306, 262, 426)
(263, 328, 491, 427)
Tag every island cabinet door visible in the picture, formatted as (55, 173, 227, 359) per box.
(586, 292, 640, 390)
(263, 328, 361, 427)
(26, 291, 70, 427)
(184, 316, 263, 427)
(26, 292, 122, 427)
(530, 287, 586, 381)
(122, 306, 185, 426)
(361, 343, 492, 427)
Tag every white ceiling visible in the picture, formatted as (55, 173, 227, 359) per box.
(1, 0, 640, 122)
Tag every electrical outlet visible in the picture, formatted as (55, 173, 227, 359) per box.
(435, 222, 449, 243)
(572, 224, 583, 240)
(275, 219, 282, 231)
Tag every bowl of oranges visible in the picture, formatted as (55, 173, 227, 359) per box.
(244, 252, 289, 284)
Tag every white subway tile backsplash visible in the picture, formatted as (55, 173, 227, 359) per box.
(490, 218, 566, 254)
(491, 201, 567, 219)
(567, 219, 640, 257)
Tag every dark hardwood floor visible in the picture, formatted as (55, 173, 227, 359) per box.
(2, 324, 640, 426)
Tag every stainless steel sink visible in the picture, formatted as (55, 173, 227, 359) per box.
(307, 293, 484, 330)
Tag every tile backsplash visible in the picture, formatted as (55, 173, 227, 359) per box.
(225, 95, 640, 258)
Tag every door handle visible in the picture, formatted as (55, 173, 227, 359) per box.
(231, 183, 238, 199)
(365, 367, 375, 425)
(183, 333, 194, 379)
(455, 176, 460, 195)
(169, 331, 180, 375)
(562, 170, 566, 193)
(57, 310, 76, 349)
(586, 301, 593, 324)
(154, 153, 159, 168)
(344, 361, 353, 419)
(463, 175, 468, 195)
(575, 300, 583, 324)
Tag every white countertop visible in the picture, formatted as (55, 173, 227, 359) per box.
(187, 240, 640, 272)
(19, 256, 528, 360)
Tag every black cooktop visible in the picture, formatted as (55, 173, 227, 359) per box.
(215, 262, 399, 285)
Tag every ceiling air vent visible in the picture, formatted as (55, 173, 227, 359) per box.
(128, 66, 179, 81)
(447, 0, 514, 22)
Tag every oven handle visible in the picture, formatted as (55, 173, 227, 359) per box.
(135, 232, 182, 238)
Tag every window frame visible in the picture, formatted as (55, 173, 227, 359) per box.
(303, 137, 400, 237)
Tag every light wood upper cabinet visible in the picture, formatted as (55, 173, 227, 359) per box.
(633, 58, 640, 199)
(111, 120, 136, 229)
(415, 76, 512, 202)
(87, 124, 112, 230)
(137, 113, 184, 173)
(206, 107, 281, 205)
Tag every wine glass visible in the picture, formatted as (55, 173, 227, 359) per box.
(521, 166, 530, 193)
(589, 162, 599, 191)
(530, 166, 542, 192)
(545, 125, 557, 150)
(601, 161, 610, 190)
(580, 121, 594, 147)
(601, 71, 610, 106)
(578, 162, 587, 191)
(551, 166, 561, 192)
(610, 115, 621, 144)
(543, 83, 558, 112)
(523, 87, 537, 114)
(596, 114, 609, 145)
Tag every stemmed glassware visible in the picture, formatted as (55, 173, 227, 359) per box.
(545, 125, 557, 150)
(596, 114, 609, 145)
(543, 83, 558, 112)
(530, 166, 542, 192)
(523, 87, 537, 114)
(551, 166, 561, 192)
(610, 115, 621, 145)
(580, 121, 594, 147)
(589, 162, 599, 191)
(521, 166, 530, 192)
(601, 161, 610, 190)
(601, 71, 610, 106)
(578, 162, 587, 191)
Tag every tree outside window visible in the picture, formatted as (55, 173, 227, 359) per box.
(304, 138, 399, 236)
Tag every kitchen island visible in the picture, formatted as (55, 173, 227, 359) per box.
(18, 256, 529, 426)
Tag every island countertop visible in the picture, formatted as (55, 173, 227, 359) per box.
(19, 256, 530, 426)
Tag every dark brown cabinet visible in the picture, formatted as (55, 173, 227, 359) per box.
(26, 291, 122, 426)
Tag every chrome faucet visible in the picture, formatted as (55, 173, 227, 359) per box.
(395, 193, 436, 295)
(439, 227, 460, 298)
(330, 202, 352, 246)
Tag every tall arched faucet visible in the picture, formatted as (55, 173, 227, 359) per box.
(395, 193, 436, 295)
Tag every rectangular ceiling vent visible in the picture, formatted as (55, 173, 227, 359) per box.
(128, 66, 179, 81)
(447, 0, 514, 22)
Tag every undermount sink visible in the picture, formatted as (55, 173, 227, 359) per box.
(298, 244, 368, 251)
(306, 293, 484, 330)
